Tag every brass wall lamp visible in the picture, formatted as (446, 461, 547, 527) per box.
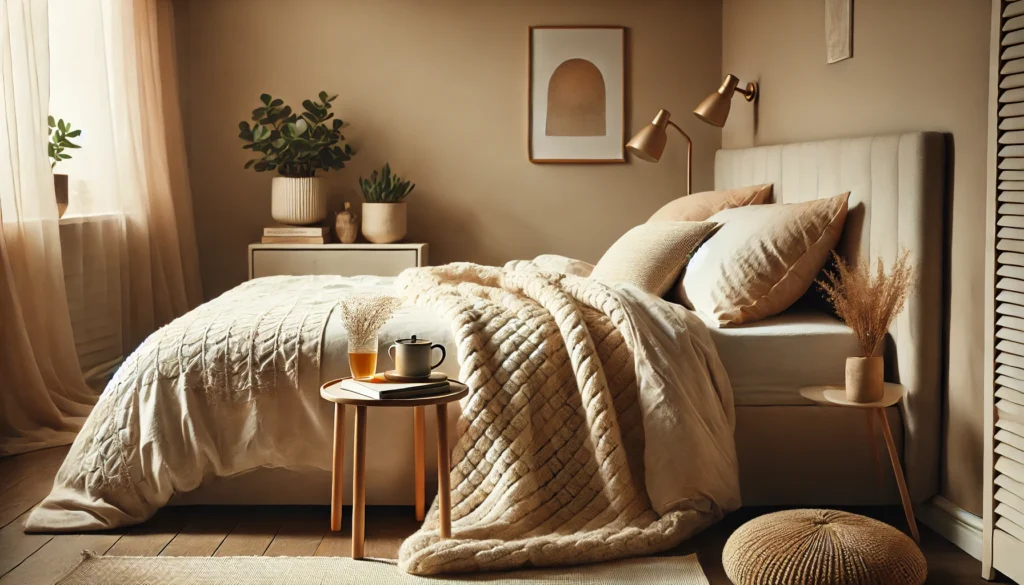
(626, 74, 759, 195)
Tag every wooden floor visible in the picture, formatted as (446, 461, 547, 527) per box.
(0, 446, 1009, 584)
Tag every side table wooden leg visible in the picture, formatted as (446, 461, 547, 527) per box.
(414, 406, 426, 522)
(876, 408, 920, 544)
(352, 405, 368, 559)
(435, 403, 451, 540)
(330, 403, 345, 532)
(865, 409, 884, 490)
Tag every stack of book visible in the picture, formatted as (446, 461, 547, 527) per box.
(341, 376, 460, 400)
(261, 225, 330, 244)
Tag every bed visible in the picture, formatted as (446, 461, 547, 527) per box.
(25, 131, 945, 573)
(164, 132, 946, 511)
(26, 134, 946, 565)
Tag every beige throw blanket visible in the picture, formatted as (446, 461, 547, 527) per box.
(395, 263, 739, 575)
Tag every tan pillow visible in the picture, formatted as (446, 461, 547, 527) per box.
(679, 192, 850, 326)
(648, 184, 773, 223)
(591, 221, 719, 296)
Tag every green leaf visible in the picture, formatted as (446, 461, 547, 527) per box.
(63, 141, 81, 148)
(270, 98, 284, 107)
(244, 159, 255, 169)
(260, 93, 272, 105)
(48, 115, 55, 128)
(66, 129, 82, 138)
(318, 90, 328, 102)
(58, 119, 66, 133)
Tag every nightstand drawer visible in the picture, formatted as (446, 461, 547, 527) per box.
(250, 245, 426, 278)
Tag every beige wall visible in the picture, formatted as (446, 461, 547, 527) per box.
(722, 0, 990, 514)
(175, 0, 723, 299)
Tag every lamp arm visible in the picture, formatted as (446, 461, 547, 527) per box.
(667, 121, 693, 196)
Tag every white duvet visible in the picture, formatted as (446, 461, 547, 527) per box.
(26, 258, 739, 560)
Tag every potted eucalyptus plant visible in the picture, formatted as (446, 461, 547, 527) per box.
(48, 116, 80, 218)
(359, 163, 415, 243)
(238, 91, 353, 225)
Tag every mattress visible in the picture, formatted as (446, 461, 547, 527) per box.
(707, 309, 861, 406)
(317, 276, 858, 407)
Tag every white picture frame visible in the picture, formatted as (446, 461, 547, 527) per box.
(528, 26, 625, 163)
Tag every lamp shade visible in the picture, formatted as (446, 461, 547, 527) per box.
(626, 109, 671, 162)
(693, 74, 740, 128)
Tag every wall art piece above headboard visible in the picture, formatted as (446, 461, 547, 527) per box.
(528, 26, 625, 163)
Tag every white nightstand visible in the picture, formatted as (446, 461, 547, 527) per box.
(248, 243, 428, 279)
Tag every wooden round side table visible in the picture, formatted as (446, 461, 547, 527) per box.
(798, 383, 920, 544)
(320, 378, 468, 559)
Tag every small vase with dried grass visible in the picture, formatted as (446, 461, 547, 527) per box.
(338, 294, 403, 380)
(817, 249, 914, 403)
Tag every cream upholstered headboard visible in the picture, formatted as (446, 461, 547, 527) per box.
(715, 132, 946, 503)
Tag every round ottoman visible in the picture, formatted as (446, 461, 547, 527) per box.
(722, 509, 927, 585)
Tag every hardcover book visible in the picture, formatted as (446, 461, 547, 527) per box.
(340, 377, 457, 400)
(260, 235, 327, 244)
(263, 225, 329, 237)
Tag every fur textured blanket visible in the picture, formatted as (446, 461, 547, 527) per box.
(394, 263, 739, 575)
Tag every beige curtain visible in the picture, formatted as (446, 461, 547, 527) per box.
(1, 0, 202, 455)
(0, 0, 95, 455)
(50, 0, 202, 349)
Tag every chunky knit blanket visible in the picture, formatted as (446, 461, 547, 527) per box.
(394, 263, 739, 575)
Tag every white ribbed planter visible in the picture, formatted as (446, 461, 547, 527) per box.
(361, 202, 407, 244)
(271, 177, 326, 225)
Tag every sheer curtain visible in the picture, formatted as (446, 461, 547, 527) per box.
(50, 0, 202, 349)
(0, 0, 94, 455)
(1, 0, 202, 455)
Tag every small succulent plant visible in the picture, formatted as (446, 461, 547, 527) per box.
(238, 91, 354, 177)
(359, 163, 415, 203)
(48, 116, 81, 169)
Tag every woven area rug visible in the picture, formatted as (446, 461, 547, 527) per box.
(58, 553, 708, 584)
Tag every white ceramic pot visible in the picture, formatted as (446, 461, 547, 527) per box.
(271, 177, 326, 225)
(361, 202, 407, 244)
(845, 356, 884, 403)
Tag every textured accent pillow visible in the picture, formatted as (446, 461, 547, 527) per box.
(678, 192, 850, 326)
(591, 221, 719, 296)
(647, 184, 773, 223)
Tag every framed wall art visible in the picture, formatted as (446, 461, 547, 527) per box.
(528, 26, 625, 163)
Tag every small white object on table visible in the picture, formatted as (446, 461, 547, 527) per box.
(798, 382, 919, 544)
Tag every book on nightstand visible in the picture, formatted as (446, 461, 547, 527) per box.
(261, 225, 329, 244)
(340, 377, 462, 400)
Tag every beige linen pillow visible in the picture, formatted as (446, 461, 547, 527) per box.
(591, 221, 719, 296)
(648, 184, 773, 223)
(679, 192, 850, 326)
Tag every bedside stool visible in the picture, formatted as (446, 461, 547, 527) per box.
(319, 378, 468, 560)
(799, 383, 919, 543)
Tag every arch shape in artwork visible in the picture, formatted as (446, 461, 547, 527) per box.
(545, 58, 606, 137)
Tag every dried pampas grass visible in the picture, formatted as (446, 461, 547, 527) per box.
(338, 294, 403, 349)
(816, 250, 914, 358)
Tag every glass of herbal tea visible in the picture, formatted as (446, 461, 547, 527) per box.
(348, 333, 379, 381)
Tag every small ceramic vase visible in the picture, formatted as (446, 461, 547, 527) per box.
(335, 201, 358, 244)
(845, 356, 884, 403)
(54, 174, 69, 218)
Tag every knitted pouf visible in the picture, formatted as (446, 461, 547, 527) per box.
(722, 509, 927, 585)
